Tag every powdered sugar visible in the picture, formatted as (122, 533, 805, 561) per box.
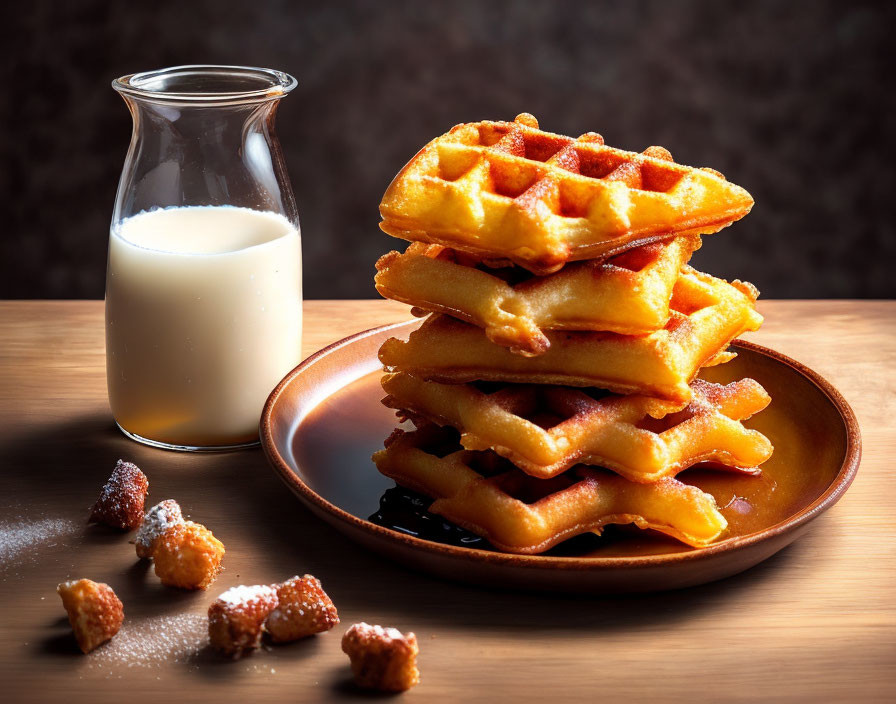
(265, 608, 293, 627)
(351, 622, 405, 641)
(217, 584, 278, 607)
(96, 460, 145, 504)
(0, 517, 79, 565)
(135, 499, 183, 556)
(87, 613, 207, 669)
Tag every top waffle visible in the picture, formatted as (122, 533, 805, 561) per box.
(380, 114, 754, 274)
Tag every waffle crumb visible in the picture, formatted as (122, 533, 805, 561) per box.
(265, 574, 339, 643)
(208, 585, 279, 658)
(57, 578, 124, 654)
(152, 521, 224, 590)
(88, 460, 149, 531)
(135, 499, 184, 559)
(342, 622, 420, 692)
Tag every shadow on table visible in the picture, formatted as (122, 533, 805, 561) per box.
(0, 412, 136, 502)
(186, 634, 323, 681)
(331, 676, 406, 699)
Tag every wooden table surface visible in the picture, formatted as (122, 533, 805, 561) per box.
(0, 300, 893, 703)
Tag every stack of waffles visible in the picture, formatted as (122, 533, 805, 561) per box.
(372, 114, 773, 554)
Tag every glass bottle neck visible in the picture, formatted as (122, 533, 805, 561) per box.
(113, 96, 296, 226)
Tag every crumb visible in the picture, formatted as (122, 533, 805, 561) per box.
(135, 499, 184, 559)
(152, 521, 224, 590)
(57, 579, 124, 653)
(342, 622, 420, 692)
(88, 460, 148, 531)
(265, 574, 339, 643)
(208, 585, 279, 658)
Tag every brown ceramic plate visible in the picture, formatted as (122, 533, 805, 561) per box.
(260, 320, 860, 593)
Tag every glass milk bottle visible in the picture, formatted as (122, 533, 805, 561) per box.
(107, 65, 302, 451)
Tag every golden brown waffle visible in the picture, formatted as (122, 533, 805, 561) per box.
(373, 425, 728, 552)
(379, 268, 762, 402)
(376, 236, 700, 356)
(382, 372, 772, 481)
(379, 114, 753, 274)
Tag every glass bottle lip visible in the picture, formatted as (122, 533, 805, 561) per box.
(112, 64, 297, 106)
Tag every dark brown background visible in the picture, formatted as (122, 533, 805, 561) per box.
(2, 0, 894, 300)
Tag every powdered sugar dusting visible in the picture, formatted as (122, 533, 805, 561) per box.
(135, 499, 183, 555)
(218, 584, 277, 607)
(0, 517, 79, 565)
(265, 608, 292, 627)
(87, 613, 207, 669)
(351, 622, 405, 641)
(96, 460, 145, 505)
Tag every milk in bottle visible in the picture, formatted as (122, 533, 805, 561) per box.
(105, 206, 302, 448)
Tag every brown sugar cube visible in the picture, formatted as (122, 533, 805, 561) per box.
(342, 622, 420, 692)
(135, 499, 184, 559)
(265, 574, 339, 643)
(208, 585, 279, 658)
(57, 579, 124, 654)
(152, 521, 225, 590)
(88, 459, 149, 530)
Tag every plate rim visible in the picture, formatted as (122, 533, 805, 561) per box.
(260, 320, 862, 571)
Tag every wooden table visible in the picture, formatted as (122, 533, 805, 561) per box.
(0, 300, 893, 703)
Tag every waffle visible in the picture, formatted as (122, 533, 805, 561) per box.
(376, 236, 700, 356)
(379, 114, 753, 274)
(382, 372, 772, 481)
(373, 425, 728, 552)
(379, 268, 762, 402)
